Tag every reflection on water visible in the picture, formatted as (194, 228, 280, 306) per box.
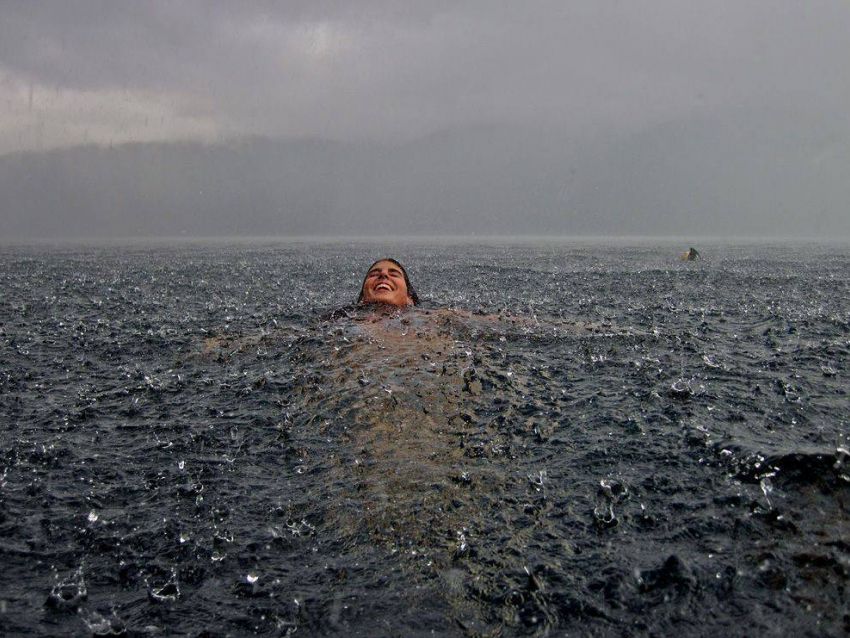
(0, 242, 848, 635)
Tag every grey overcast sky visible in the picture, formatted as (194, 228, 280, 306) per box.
(1, 1, 849, 239)
(2, 0, 848, 153)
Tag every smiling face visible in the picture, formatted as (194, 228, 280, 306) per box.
(360, 260, 413, 307)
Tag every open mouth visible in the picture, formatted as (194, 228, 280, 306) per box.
(375, 283, 392, 292)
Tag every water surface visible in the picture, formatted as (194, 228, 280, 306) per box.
(0, 241, 847, 635)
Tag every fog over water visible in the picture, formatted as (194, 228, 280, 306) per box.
(1, 1, 849, 239)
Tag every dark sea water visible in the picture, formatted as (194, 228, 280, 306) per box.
(0, 240, 848, 636)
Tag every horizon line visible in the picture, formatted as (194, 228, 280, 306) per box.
(3, 233, 849, 248)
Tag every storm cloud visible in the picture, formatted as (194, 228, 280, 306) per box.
(1, 1, 848, 238)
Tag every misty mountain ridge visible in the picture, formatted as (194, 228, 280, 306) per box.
(2, 111, 847, 239)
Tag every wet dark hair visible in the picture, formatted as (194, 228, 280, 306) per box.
(357, 258, 419, 305)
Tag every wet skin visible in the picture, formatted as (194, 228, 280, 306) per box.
(360, 260, 413, 307)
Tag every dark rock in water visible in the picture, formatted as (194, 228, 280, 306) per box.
(716, 440, 850, 491)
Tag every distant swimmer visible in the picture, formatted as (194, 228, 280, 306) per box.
(680, 247, 700, 261)
(357, 258, 419, 307)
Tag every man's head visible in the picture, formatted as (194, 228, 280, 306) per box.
(357, 259, 419, 307)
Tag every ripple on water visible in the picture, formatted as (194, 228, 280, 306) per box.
(0, 242, 847, 635)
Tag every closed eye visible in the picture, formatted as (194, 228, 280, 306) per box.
(368, 268, 403, 278)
